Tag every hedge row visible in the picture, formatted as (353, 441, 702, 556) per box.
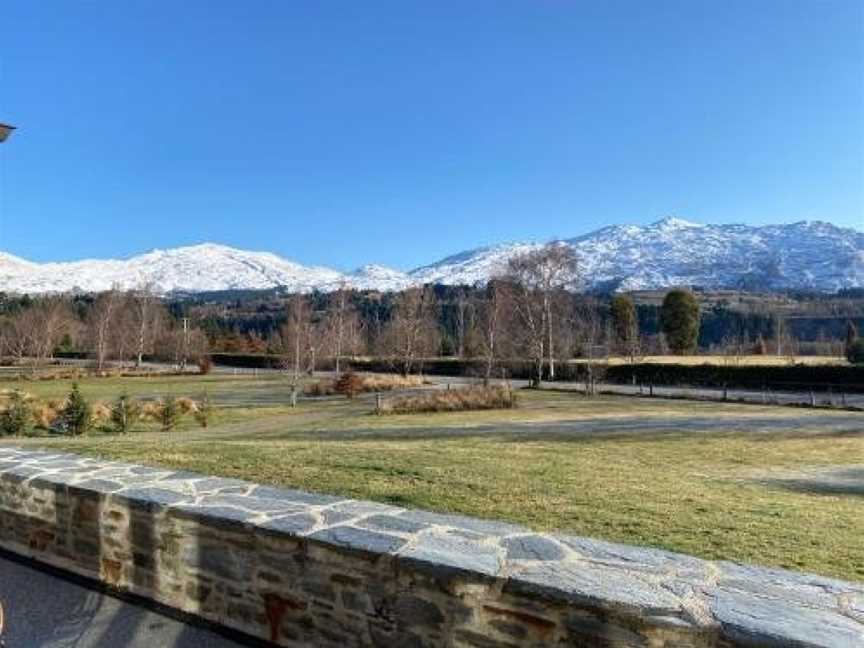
(211, 353, 864, 392)
(604, 363, 864, 393)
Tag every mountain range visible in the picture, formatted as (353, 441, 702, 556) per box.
(2, 218, 862, 295)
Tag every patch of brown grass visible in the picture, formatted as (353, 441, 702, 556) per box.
(175, 397, 199, 414)
(305, 373, 426, 398)
(359, 374, 425, 391)
(138, 400, 164, 422)
(379, 385, 517, 415)
(91, 402, 112, 423)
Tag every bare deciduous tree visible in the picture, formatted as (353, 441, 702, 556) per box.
(130, 285, 162, 367)
(87, 289, 121, 371)
(279, 294, 312, 404)
(504, 243, 580, 386)
(381, 286, 440, 376)
(472, 280, 511, 384)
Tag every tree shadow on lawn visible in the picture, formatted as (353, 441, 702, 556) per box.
(757, 466, 864, 498)
(208, 414, 864, 445)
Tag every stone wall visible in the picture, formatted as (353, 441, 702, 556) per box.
(0, 447, 861, 647)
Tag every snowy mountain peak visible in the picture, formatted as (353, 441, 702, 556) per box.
(1, 220, 861, 294)
(651, 216, 702, 229)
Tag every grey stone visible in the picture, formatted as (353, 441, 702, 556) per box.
(74, 479, 124, 492)
(308, 525, 406, 555)
(203, 493, 305, 514)
(393, 595, 444, 629)
(502, 535, 567, 561)
(711, 586, 864, 647)
(171, 504, 255, 529)
(397, 529, 502, 578)
(357, 514, 429, 534)
(328, 500, 404, 517)
(320, 509, 356, 526)
(557, 535, 707, 576)
(506, 562, 684, 616)
(259, 513, 318, 535)
(716, 561, 864, 609)
(113, 487, 188, 511)
(191, 477, 250, 494)
(252, 485, 344, 506)
(398, 510, 524, 537)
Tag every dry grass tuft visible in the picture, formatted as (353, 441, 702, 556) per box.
(359, 374, 425, 391)
(138, 400, 164, 422)
(379, 385, 517, 415)
(175, 397, 199, 414)
(91, 402, 112, 423)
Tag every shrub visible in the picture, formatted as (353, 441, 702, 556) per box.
(176, 396, 199, 414)
(160, 397, 180, 431)
(847, 339, 864, 365)
(305, 379, 337, 396)
(0, 390, 31, 436)
(110, 393, 138, 434)
(59, 384, 91, 435)
(194, 393, 212, 428)
(197, 355, 213, 374)
(660, 290, 700, 354)
(335, 372, 364, 399)
(379, 385, 517, 415)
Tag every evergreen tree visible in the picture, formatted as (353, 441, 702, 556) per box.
(0, 390, 31, 436)
(610, 294, 638, 359)
(845, 321, 859, 353)
(110, 393, 137, 434)
(194, 393, 212, 428)
(660, 290, 700, 355)
(160, 396, 179, 431)
(60, 384, 91, 436)
(847, 339, 864, 365)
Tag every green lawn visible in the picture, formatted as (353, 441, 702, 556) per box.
(2, 373, 862, 582)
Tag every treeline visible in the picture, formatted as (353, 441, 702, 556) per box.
(0, 289, 209, 371)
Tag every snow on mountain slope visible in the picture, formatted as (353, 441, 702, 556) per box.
(0, 244, 345, 294)
(1, 219, 862, 294)
(409, 218, 864, 292)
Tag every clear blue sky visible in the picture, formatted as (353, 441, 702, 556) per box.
(2, 0, 862, 270)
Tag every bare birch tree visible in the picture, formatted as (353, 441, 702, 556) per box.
(87, 289, 121, 371)
(382, 286, 440, 376)
(504, 243, 580, 386)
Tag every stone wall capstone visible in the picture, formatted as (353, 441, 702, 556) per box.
(0, 447, 861, 647)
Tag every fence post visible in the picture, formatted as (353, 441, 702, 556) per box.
(841, 392, 847, 408)
(639, 382, 643, 395)
(761, 386, 766, 404)
(649, 383, 654, 397)
(722, 383, 728, 402)
(376, 392, 382, 414)
(809, 391, 816, 407)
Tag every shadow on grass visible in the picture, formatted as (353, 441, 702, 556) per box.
(758, 467, 864, 498)
(206, 414, 864, 445)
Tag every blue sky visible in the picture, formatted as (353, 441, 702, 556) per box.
(1, 1, 862, 270)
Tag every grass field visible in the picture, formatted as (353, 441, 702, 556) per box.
(1, 372, 861, 582)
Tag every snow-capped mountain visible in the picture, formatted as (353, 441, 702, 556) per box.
(0, 244, 344, 294)
(1, 219, 862, 294)
(411, 218, 864, 292)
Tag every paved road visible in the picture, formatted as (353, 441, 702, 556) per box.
(0, 554, 249, 648)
